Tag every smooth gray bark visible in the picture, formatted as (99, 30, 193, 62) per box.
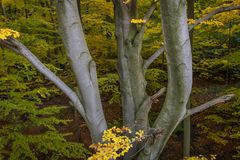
(183, 0, 195, 156)
(114, 0, 150, 129)
(139, 0, 192, 159)
(56, 0, 107, 143)
(113, 1, 158, 158)
(1, 1, 238, 159)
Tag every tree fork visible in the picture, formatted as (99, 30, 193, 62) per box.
(139, 0, 192, 159)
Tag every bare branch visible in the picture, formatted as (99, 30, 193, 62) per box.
(143, 2, 157, 23)
(0, 38, 87, 120)
(143, 46, 164, 69)
(151, 87, 166, 102)
(189, 5, 240, 31)
(134, 2, 157, 44)
(183, 94, 235, 119)
(144, 5, 240, 69)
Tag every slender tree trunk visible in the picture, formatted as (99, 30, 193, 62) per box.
(56, 0, 107, 143)
(183, 0, 195, 157)
(183, 100, 191, 157)
(139, 0, 192, 159)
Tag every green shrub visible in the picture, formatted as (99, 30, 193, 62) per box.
(98, 73, 120, 104)
(145, 68, 167, 93)
(195, 51, 240, 82)
(198, 87, 240, 158)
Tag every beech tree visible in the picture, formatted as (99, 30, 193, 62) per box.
(0, 0, 239, 159)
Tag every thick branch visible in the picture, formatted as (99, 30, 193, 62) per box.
(151, 87, 166, 102)
(143, 46, 164, 69)
(144, 5, 240, 69)
(183, 94, 235, 119)
(0, 38, 87, 120)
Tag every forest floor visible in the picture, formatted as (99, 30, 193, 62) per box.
(41, 78, 239, 160)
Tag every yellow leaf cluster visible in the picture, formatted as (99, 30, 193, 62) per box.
(131, 19, 147, 24)
(88, 126, 145, 160)
(0, 28, 20, 40)
(188, 19, 196, 25)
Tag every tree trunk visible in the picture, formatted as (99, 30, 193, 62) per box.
(113, 2, 152, 158)
(139, 0, 192, 159)
(183, 100, 191, 157)
(183, 0, 195, 157)
(113, 1, 150, 130)
(56, 0, 107, 143)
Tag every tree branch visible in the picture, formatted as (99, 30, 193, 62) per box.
(151, 87, 166, 102)
(134, 2, 157, 44)
(0, 37, 87, 120)
(143, 46, 164, 69)
(144, 5, 240, 69)
(189, 5, 240, 30)
(143, 2, 157, 24)
(183, 94, 235, 119)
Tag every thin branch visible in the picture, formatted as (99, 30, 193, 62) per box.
(134, 2, 157, 44)
(183, 94, 235, 119)
(0, 38, 87, 120)
(143, 2, 157, 24)
(144, 5, 240, 69)
(143, 46, 164, 69)
(189, 5, 240, 31)
(151, 87, 166, 102)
